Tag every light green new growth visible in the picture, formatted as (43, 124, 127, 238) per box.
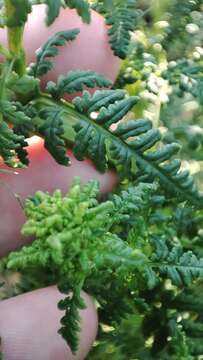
(3, 179, 203, 354)
(4, 179, 154, 352)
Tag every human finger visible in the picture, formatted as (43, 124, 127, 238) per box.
(0, 136, 117, 256)
(0, 286, 98, 360)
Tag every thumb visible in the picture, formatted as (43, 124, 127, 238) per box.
(0, 286, 98, 360)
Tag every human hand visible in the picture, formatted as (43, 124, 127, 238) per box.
(0, 4, 119, 357)
(0, 138, 117, 359)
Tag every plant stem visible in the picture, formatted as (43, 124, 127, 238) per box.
(5, 0, 26, 76)
(30, 95, 78, 145)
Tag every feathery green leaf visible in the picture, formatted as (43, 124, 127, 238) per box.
(47, 70, 112, 99)
(44, 0, 62, 26)
(72, 89, 202, 206)
(64, 0, 91, 23)
(58, 283, 86, 354)
(28, 30, 80, 77)
(38, 107, 70, 166)
(0, 116, 28, 166)
(151, 238, 203, 286)
(105, 0, 141, 59)
(0, 100, 33, 137)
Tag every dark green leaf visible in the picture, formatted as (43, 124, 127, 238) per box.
(73, 89, 126, 114)
(58, 284, 86, 354)
(0, 100, 33, 138)
(105, 0, 141, 59)
(38, 107, 70, 166)
(0, 115, 28, 166)
(72, 89, 202, 206)
(7, 73, 40, 98)
(28, 29, 80, 77)
(47, 70, 112, 99)
(151, 238, 203, 287)
(44, 0, 62, 26)
(64, 0, 91, 23)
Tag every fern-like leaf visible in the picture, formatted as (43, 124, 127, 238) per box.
(38, 107, 70, 166)
(0, 100, 33, 138)
(41, 0, 91, 25)
(111, 182, 157, 224)
(58, 283, 86, 354)
(64, 0, 91, 23)
(105, 0, 140, 59)
(44, 0, 62, 26)
(28, 30, 80, 77)
(4, 179, 203, 354)
(168, 319, 193, 360)
(0, 117, 28, 167)
(73, 89, 126, 114)
(151, 238, 203, 286)
(0, 100, 32, 165)
(72, 89, 202, 206)
(47, 70, 112, 99)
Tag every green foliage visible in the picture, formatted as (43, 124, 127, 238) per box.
(38, 106, 70, 166)
(72, 89, 202, 206)
(93, 0, 141, 59)
(0, 100, 31, 131)
(0, 65, 40, 169)
(28, 30, 80, 77)
(47, 70, 112, 99)
(58, 282, 86, 353)
(150, 238, 203, 287)
(41, 0, 91, 25)
(0, 100, 30, 166)
(3, 179, 203, 356)
(1, 1, 203, 359)
(7, 73, 40, 98)
(0, 119, 27, 167)
(43, 0, 61, 26)
(106, 0, 140, 59)
(167, 324, 193, 360)
(0, 100, 34, 165)
(3, 179, 155, 352)
(64, 0, 91, 24)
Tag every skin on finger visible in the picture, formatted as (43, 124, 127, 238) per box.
(0, 5, 121, 91)
(0, 136, 117, 256)
(0, 6, 120, 255)
(0, 286, 98, 360)
(24, 6, 121, 87)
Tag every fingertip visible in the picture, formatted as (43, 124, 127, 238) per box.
(0, 138, 118, 256)
(0, 286, 98, 360)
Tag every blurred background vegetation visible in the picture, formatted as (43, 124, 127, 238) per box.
(115, 0, 203, 189)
